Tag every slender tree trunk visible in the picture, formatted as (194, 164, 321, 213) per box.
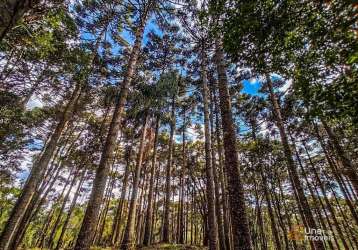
(54, 170, 87, 250)
(288, 134, 334, 249)
(0, 83, 82, 250)
(162, 94, 176, 243)
(266, 76, 324, 249)
(214, 38, 252, 250)
(37, 171, 73, 248)
(14, 119, 81, 248)
(320, 119, 358, 195)
(301, 141, 350, 249)
(270, 188, 290, 249)
(47, 169, 79, 249)
(209, 85, 226, 250)
(201, 48, 219, 250)
(213, 90, 232, 250)
(74, 7, 151, 248)
(111, 146, 132, 245)
(143, 117, 160, 246)
(11, 146, 65, 248)
(254, 181, 267, 250)
(135, 168, 147, 245)
(94, 161, 118, 246)
(36, 203, 57, 248)
(313, 122, 358, 225)
(121, 115, 149, 250)
(260, 171, 281, 250)
(328, 184, 358, 248)
(178, 108, 186, 244)
(151, 166, 160, 244)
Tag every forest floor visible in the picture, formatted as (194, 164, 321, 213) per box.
(139, 243, 207, 250)
(88, 244, 206, 250)
(28, 244, 206, 250)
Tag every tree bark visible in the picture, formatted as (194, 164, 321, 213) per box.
(320, 118, 358, 195)
(266, 76, 324, 249)
(301, 140, 349, 249)
(0, 83, 82, 250)
(0, 0, 37, 41)
(162, 94, 176, 243)
(47, 168, 79, 249)
(201, 48, 219, 250)
(54, 169, 87, 250)
(74, 7, 151, 248)
(143, 117, 160, 246)
(214, 38, 252, 250)
(260, 170, 281, 250)
(121, 115, 149, 250)
(111, 144, 132, 245)
(213, 88, 232, 250)
(209, 85, 226, 250)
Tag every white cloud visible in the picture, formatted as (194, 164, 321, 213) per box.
(26, 95, 43, 109)
(248, 78, 258, 84)
(279, 79, 293, 93)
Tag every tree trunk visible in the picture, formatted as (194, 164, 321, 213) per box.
(302, 141, 350, 249)
(94, 160, 118, 246)
(321, 118, 358, 195)
(74, 9, 150, 248)
(54, 169, 87, 250)
(20, 126, 82, 238)
(253, 180, 267, 250)
(260, 170, 281, 250)
(37, 171, 73, 248)
(214, 38, 252, 250)
(178, 108, 186, 244)
(0, 83, 82, 250)
(121, 115, 149, 250)
(213, 88, 232, 250)
(209, 85, 226, 250)
(47, 168, 79, 249)
(162, 95, 176, 243)
(200, 48, 219, 250)
(313, 122, 358, 225)
(111, 145, 132, 245)
(143, 117, 160, 246)
(0, 0, 36, 41)
(266, 76, 324, 249)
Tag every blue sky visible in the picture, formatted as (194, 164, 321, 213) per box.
(242, 79, 261, 96)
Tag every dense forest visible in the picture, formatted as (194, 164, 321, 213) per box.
(0, 0, 357, 250)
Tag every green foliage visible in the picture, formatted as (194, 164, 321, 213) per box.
(0, 91, 48, 152)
